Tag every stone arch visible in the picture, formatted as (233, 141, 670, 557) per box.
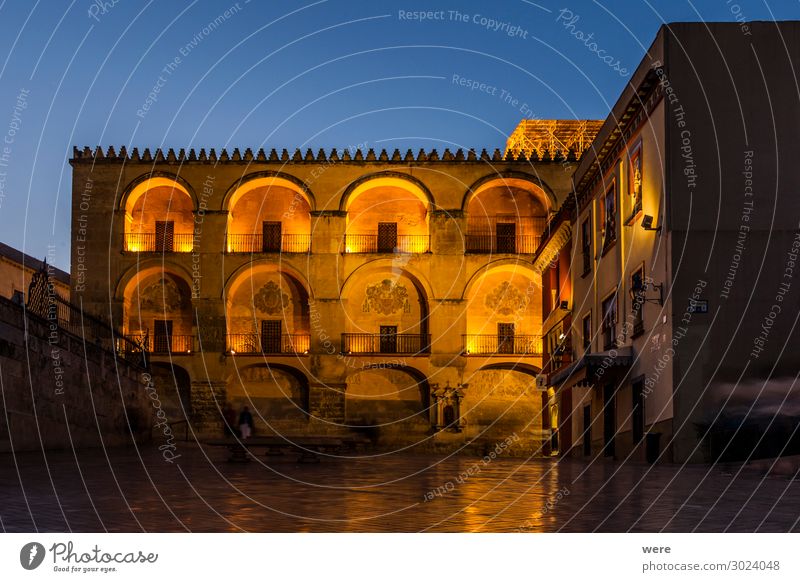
(223, 262, 311, 350)
(119, 172, 197, 212)
(118, 263, 194, 341)
(115, 260, 194, 300)
(226, 363, 310, 430)
(460, 171, 557, 212)
(340, 259, 434, 304)
(461, 259, 539, 301)
(222, 171, 316, 211)
(345, 364, 430, 431)
(120, 175, 196, 252)
(339, 261, 432, 343)
(462, 261, 542, 354)
(338, 171, 435, 212)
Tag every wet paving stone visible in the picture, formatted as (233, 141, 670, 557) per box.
(0, 444, 797, 532)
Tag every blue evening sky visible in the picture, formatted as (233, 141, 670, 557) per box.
(0, 0, 797, 270)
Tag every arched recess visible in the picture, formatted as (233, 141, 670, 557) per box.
(340, 172, 433, 254)
(460, 171, 556, 212)
(461, 366, 545, 439)
(462, 261, 542, 356)
(339, 261, 432, 353)
(226, 363, 310, 428)
(120, 175, 196, 253)
(148, 363, 192, 420)
(345, 364, 430, 428)
(224, 262, 311, 354)
(120, 265, 194, 352)
(223, 173, 315, 253)
(461, 172, 553, 254)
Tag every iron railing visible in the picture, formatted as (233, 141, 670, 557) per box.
(462, 334, 543, 355)
(127, 334, 195, 354)
(227, 333, 311, 354)
(341, 333, 430, 354)
(226, 233, 311, 253)
(342, 234, 430, 254)
(124, 232, 195, 252)
(464, 233, 541, 254)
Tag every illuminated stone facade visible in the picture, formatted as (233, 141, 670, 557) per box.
(69, 143, 589, 453)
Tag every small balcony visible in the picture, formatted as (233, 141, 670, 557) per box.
(465, 233, 541, 254)
(124, 233, 194, 253)
(343, 234, 430, 254)
(127, 334, 196, 354)
(462, 334, 543, 356)
(341, 333, 430, 355)
(227, 333, 310, 355)
(226, 233, 311, 254)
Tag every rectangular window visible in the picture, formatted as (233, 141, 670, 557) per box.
(601, 292, 617, 350)
(582, 312, 592, 353)
(632, 379, 645, 444)
(631, 266, 645, 336)
(602, 183, 617, 250)
(630, 144, 643, 217)
(581, 216, 592, 275)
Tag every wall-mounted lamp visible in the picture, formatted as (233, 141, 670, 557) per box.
(630, 278, 663, 306)
(641, 214, 661, 232)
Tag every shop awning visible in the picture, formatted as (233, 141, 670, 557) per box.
(548, 346, 634, 388)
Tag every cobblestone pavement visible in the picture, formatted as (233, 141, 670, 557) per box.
(0, 444, 798, 532)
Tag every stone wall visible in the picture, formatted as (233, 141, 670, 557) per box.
(0, 297, 152, 452)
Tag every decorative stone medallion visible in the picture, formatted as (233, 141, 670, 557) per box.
(362, 279, 410, 315)
(253, 281, 291, 315)
(139, 277, 184, 313)
(484, 281, 528, 316)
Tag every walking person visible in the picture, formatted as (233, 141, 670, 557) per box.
(238, 406, 253, 440)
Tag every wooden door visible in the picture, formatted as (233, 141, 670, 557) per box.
(497, 322, 515, 354)
(379, 325, 398, 353)
(262, 221, 282, 252)
(155, 221, 174, 252)
(496, 222, 516, 253)
(377, 222, 398, 253)
(260, 320, 282, 353)
(154, 319, 173, 353)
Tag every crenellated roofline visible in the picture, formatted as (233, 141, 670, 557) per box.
(69, 146, 581, 164)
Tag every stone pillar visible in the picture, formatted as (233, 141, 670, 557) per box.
(430, 209, 465, 255)
(190, 380, 226, 435)
(308, 383, 346, 427)
(310, 210, 347, 255)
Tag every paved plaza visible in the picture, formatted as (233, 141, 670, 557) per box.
(0, 444, 798, 532)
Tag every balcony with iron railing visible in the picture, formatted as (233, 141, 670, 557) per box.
(226, 233, 311, 254)
(465, 216, 545, 255)
(227, 333, 311, 355)
(342, 234, 430, 254)
(127, 334, 196, 354)
(462, 334, 543, 356)
(341, 333, 430, 355)
(124, 232, 195, 252)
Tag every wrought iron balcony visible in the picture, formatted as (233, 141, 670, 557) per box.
(124, 232, 195, 252)
(126, 334, 196, 354)
(227, 333, 311, 355)
(340, 333, 430, 355)
(464, 233, 541, 254)
(462, 334, 543, 356)
(226, 233, 311, 253)
(342, 234, 430, 254)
